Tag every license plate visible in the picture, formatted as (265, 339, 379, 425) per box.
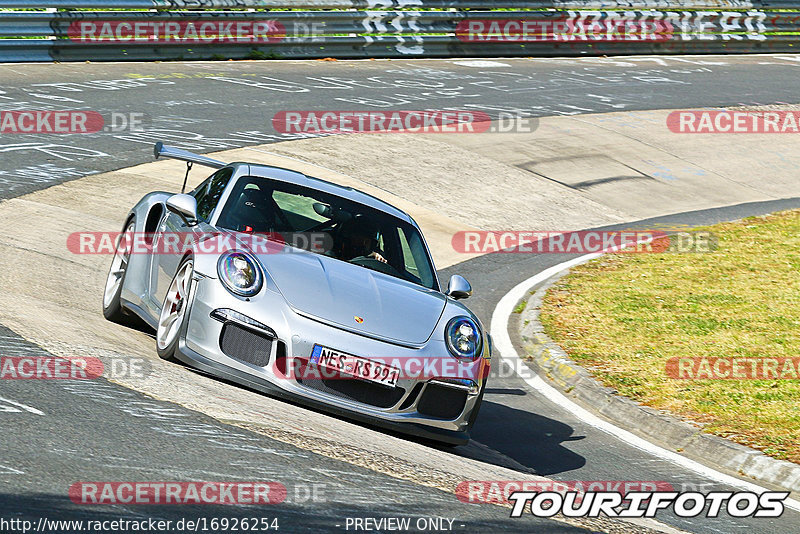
(310, 345, 400, 388)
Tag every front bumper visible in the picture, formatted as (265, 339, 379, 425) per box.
(176, 275, 488, 445)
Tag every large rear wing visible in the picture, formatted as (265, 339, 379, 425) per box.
(153, 142, 226, 170)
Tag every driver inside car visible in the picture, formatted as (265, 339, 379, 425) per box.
(335, 215, 387, 263)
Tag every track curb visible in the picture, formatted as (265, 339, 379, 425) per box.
(513, 267, 800, 496)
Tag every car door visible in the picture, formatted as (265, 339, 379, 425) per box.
(147, 167, 234, 315)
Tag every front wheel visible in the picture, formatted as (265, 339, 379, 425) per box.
(156, 257, 194, 362)
(103, 219, 135, 324)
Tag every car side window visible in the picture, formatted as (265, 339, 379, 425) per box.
(190, 177, 211, 210)
(397, 226, 433, 288)
(194, 168, 233, 222)
(397, 228, 419, 278)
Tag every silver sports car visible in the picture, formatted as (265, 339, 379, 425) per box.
(102, 142, 491, 445)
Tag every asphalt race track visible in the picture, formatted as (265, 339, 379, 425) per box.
(0, 322, 584, 533)
(2, 55, 800, 198)
(1, 56, 800, 534)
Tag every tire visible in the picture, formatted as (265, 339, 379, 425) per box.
(155, 256, 194, 362)
(102, 219, 136, 324)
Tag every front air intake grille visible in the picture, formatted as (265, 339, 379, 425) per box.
(219, 323, 272, 367)
(417, 383, 468, 420)
(399, 382, 424, 411)
(296, 360, 405, 409)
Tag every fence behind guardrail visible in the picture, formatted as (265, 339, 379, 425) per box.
(1, 1, 799, 62)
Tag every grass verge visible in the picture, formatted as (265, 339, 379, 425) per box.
(539, 210, 800, 463)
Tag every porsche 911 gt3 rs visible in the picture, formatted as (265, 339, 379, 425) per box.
(102, 142, 491, 445)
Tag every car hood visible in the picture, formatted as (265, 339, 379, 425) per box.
(255, 251, 445, 346)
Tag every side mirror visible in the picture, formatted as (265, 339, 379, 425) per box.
(166, 194, 198, 226)
(446, 275, 472, 300)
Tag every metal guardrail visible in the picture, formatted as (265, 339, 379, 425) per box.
(4, 0, 800, 7)
(1, 1, 800, 62)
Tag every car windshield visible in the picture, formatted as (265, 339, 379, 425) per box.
(216, 175, 438, 290)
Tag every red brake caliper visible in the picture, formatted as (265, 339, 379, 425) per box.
(171, 290, 181, 314)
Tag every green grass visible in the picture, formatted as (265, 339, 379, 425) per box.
(539, 210, 800, 463)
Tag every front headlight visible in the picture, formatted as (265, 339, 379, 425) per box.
(217, 251, 263, 297)
(445, 316, 482, 360)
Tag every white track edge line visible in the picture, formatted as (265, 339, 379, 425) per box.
(490, 252, 800, 513)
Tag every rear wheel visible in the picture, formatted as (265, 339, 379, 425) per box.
(156, 257, 194, 362)
(102, 219, 135, 324)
